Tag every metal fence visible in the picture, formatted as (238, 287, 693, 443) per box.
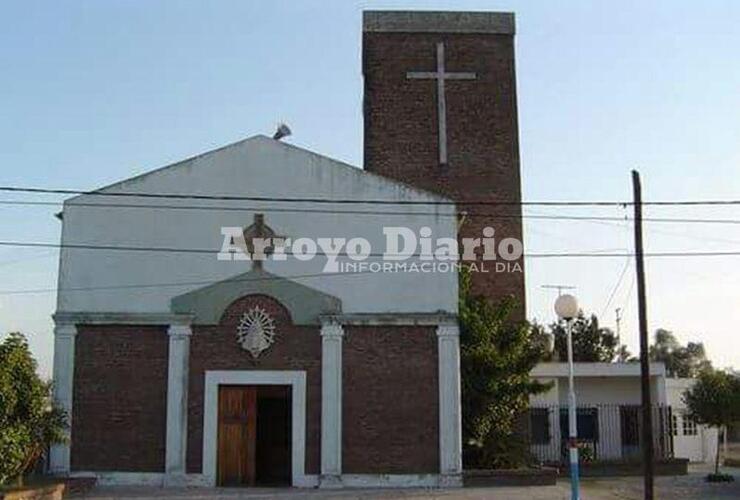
(527, 404, 674, 465)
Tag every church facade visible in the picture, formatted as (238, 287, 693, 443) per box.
(50, 11, 524, 488)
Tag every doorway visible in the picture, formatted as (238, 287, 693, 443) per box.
(216, 385, 292, 486)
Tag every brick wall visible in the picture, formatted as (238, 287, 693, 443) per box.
(186, 294, 322, 474)
(342, 325, 439, 473)
(363, 30, 526, 317)
(71, 325, 168, 472)
(71, 298, 442, 476)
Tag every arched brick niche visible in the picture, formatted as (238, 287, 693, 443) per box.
(186, 293, 321, 475)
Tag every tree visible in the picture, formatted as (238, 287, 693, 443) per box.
(0, 333, 67, 486)
(615, 344, 634, 363)
(650, 329, 712, 377)
(550, 312, 619, 362)
(683, 370, 740, 477)
(459, 269, 551, 468)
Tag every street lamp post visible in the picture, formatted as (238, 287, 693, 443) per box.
(555, 294, 580, 500)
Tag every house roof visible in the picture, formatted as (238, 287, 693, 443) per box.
(532, 362, 666, 378)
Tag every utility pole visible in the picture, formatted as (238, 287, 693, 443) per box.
(632, 170, 654, 500)
(615, 307, 622, 345)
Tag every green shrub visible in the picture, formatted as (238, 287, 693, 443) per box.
(0, 333, 67, 486)
(459, 268, 550, 469)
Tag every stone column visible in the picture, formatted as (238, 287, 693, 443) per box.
(49, 321, 77, 475)
(319, 318, 344, 488)
(437, 322, 462, 487)
(165, 324, 192, 486)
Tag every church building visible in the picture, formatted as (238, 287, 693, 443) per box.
(50, 11, 524, 488)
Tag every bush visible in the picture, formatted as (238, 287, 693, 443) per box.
(706, 473, 734, 483)
(0, 333, 67, 486)
(459, 269, 550, 469)
(684, 370, 740, 476)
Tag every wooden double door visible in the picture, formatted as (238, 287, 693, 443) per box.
(217, 385, 291, 486)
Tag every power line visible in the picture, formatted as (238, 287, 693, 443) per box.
(620, 274, 637, 318)
(3, 199, 740, 225)
(600, 258, 631, 318)
(0, 250, 57, 267)
(0, 247, 736, 296)
(0, 269, 379, 296)
(2, 239, 740, 259)
(0, 185, 592, 206)
(525, 208, 740, 246)
(0, 246, 739, 296)
(527, 251, 740, 257)
(0, 199, 548, 218)
(2, 185, 740, 206)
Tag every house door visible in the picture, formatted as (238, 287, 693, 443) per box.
(217, 386, 257, 486)
(216, 385, 292, 486)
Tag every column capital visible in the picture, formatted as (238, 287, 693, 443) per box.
(53, 322, 77, 338)
(436, 323, 460, 338)
(320, 318, 344, 338)
(167, 324, 192, 339)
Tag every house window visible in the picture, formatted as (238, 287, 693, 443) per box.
(560, 408, 599, 442)
(671, 414, 679, 436)
(530, 408, 550, 444)
(682, 414, 698, 436)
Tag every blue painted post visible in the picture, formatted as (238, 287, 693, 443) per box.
(566, 319, 580, 500)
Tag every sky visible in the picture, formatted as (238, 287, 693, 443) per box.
(1, 0, 739, 377)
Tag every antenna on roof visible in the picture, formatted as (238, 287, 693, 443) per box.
(273, 123, 292, 141)
(541, 284, 576, 297)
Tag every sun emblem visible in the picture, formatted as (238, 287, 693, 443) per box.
(236, 306, 277, 358)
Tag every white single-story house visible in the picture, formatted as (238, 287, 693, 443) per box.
(666, 377, 718, 463)
(529, 362, 717, 464)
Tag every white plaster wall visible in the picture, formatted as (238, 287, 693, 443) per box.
(666, 377, 718, 463)
(56, 136, 458, 315)
(551, 377, 638, 461)
(530, 377, 558, 406)
(530, 374, 667, 462)
(703, 426, 719, 464)
(666, 378, 692, 407)
(554, 377, 651, 406)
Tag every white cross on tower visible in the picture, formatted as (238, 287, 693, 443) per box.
(406, 42, 477, 165)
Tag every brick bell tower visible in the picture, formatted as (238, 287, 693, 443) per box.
(363, 11, 526, 316)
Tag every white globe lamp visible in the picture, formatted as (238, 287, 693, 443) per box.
(554, 293, 579, 320)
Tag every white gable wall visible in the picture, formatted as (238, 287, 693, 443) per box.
(56, 136, 458, 315)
